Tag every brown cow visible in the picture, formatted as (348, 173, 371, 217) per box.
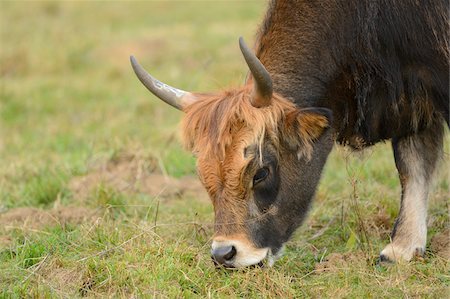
(131, 0, 449, 268)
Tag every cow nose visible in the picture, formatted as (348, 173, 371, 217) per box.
(211, 245, 236, 265)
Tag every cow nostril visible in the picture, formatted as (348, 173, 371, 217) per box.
(223, 246, 236, 261)
(211, 245, 237, 265)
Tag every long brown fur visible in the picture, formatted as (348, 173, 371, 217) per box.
(181, 85, 327, 161)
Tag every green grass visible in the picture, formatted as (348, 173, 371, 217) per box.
(1, 1, 449, 298)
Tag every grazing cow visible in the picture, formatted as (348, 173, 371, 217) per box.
(131, 0, 449, 268)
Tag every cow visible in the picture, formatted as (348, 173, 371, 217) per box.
(130, 0, 449, 268)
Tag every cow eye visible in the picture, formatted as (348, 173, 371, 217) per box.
(253, 167, 269, 185)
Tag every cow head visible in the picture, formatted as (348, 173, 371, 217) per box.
(131, 38, 333, 268)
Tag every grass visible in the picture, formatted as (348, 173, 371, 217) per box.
(1, 1, 448, 298)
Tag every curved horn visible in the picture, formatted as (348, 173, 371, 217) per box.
(239, 37, 273, 108)
(130, 55, 195, 110)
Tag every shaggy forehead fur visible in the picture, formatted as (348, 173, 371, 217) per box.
(182, 85, 298, 160)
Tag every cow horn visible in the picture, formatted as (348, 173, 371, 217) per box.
(130, 55, 196, 110)
(239, 37, 273, 108)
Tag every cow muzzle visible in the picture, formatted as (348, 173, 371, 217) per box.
(211, 235, 278, 268)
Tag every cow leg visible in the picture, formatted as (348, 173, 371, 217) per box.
(380, 122, 444, 262)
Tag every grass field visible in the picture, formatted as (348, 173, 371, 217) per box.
(1, 1, 449, 298)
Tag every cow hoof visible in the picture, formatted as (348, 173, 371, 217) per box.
(380, 243, 425, 262)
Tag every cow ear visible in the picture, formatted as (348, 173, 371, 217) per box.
(296, 107, 332, 140)
(283, 107, 332, 149)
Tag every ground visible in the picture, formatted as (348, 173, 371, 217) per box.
(1, 1, 449, 298)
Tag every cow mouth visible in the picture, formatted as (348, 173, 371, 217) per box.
(212, 246, 284, 269)
(213, 259, 265, 269)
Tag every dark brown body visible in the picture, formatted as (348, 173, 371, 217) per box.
(256, 0, 448, 147)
